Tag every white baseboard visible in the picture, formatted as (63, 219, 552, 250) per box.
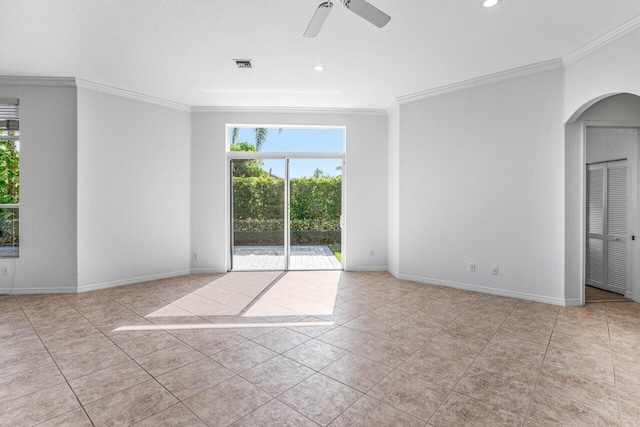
(345, 265, 389, 272)
(190, 268, 227, 275)
(0, 286, 77, 295)
(395, 273, 569, 306)
(387, 267, 400, 277)
(564, 298, 583, 306)
(1, 266, 581, 307)
(78, 270, 191, 293)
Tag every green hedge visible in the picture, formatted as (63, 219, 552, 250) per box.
(232, 176, 285, 220)
(233, 219, 340, 245)
(234, 230, 340, 245)
(233, 176, 341, 246)
(234, 219, 340, 232)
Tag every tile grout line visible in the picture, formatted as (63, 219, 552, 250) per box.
(521, 308, 560, 426)
(54, 281, 213, 426)
(263, 281, 447, 425)
(136, 274, 338, 425)
(603, 302, 624, 426)
(98, 274, 343, 425)
(274, 371, 362, 426)
(6, 273, 636, 426)
(309, 289, 504, 425)
(15, 299, 96, 427)
(237, 333, 353, 425)
(423, 298, 528, 426)
(350, 289, 463, 424)
(92, 279, 222, 426)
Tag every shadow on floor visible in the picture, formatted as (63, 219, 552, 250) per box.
(585, 285, 631, 303)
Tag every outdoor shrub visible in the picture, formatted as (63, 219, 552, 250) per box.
(232, 176, 342, 246)
(233, 176, 341, 222)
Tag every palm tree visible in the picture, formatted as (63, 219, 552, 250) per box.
(232, 127, 269, 150)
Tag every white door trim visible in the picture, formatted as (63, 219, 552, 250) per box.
(581, 121, 640, 304)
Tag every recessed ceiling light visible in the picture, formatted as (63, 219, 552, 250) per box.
(481, 0, 501, 7)
(313, 65, 325, 71)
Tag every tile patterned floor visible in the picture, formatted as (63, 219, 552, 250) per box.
(0, 271, 639, 426)
(586, 285, 632, 303)
(232, 245, 341, 270)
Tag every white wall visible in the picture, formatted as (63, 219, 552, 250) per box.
(565, 27, 640, 122)
(0, 83, 78, 293)
(578, 93, 640, 124)
(564, 94, 640, 302)
(77, 89, 191, 291)
(191, 110, 388, 273)
(396, 68, 566, 304)
(586, 127, 638, 164)
(564, 121, 583, 303)
(387, 106, 400, 275)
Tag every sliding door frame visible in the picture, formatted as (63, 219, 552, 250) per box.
(228, 152, 346, 272)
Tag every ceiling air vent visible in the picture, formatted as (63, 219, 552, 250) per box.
(234, 59, 252, 69)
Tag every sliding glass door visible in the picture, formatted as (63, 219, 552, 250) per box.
(230, 157, 343, 271)
(289, 158, 342, 270)
(231, 158, 286, 271)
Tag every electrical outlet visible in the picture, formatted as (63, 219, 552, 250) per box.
(2, 266, 8, 275)
(468, 263, 476, 272)
(193, 252, 199, 261)
(492, 266, 499, 275)
(369, 249, 375, 257)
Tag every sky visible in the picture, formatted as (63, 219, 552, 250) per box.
(229, 127, 343, 178)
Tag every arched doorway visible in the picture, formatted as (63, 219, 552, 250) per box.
(565, 93, 640, 305)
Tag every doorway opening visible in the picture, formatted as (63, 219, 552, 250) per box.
(227, 126, 345, 272)
(584, 126, 638, 302)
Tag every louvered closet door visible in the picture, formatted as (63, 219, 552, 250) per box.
(606, 161, 628, 294)
(586, 160, 629, 295)
(586, 164, 605, 289)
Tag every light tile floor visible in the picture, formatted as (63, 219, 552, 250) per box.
(1, 271, 639, 426)
(586, 285, 632, 303)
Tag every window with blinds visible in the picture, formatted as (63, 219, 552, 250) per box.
(0, 98, 20, 258)
(0, 98, 19, 131)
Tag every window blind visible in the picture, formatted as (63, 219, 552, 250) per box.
(0, 98, 19, 131)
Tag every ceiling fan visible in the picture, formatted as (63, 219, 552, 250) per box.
(304, 0, 391, 37)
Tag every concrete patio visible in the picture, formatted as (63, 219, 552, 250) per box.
(232, 245, 341, 271)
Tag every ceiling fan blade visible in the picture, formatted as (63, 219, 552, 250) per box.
(304, 1, 333, 38)
(342, 0, 391, 28)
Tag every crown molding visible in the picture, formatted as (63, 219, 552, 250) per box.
(564, 14, 640, 65)
(0, 76, 76, 87)
(386, 101, 400, 115)
(191, 105, 387, 116)
(75, 79, 191, 111)
(396, 58, 564, 105)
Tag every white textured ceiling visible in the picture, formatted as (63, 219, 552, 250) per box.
(1, 0, 640, 109)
